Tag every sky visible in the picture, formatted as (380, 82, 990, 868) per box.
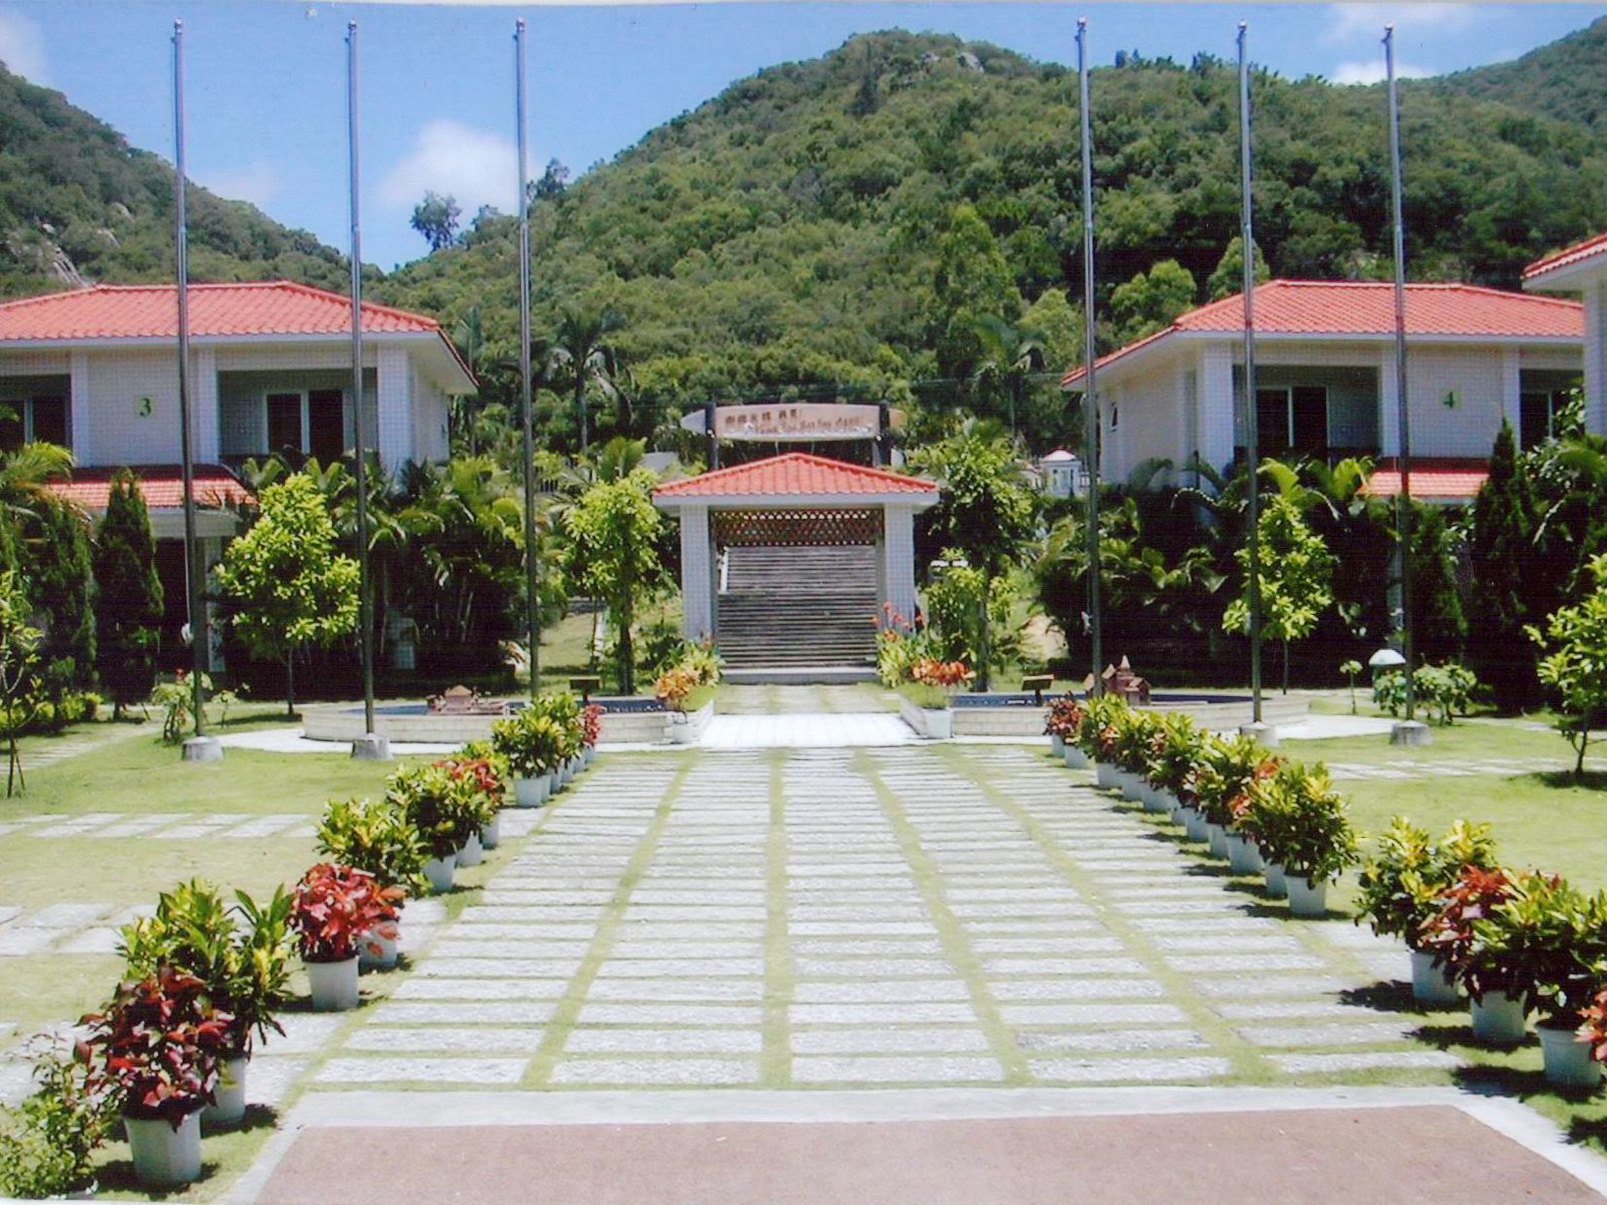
(0, 1, 1602, 271)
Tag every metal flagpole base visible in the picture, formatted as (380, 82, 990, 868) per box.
(1390, 720, 1432, 747)
(182, 736, 223, 763)
(350, 733, 392, 761)
(1239, 721, 1279, 748)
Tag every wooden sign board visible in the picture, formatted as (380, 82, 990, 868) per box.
(680, 402, 902, 441)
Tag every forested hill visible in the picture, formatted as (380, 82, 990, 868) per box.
(376, 27, 1607, 436)
(1426, 16, 1607, 130)
(0, 65, 348, 298)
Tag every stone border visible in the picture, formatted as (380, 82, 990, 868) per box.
(300, 704, 673, 745)
(952, 695, 1310, 737)
(897, 695, 951, 739)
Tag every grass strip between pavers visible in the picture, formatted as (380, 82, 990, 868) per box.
(762, 748, 794, 1087)
(522, 756, 694, 1088)
(854, 747, 1032, 1085)
(937, 744, 1274, 1083)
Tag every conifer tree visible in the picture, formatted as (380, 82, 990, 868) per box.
(24, 492, 95, 693)
(1468, 421, 1537, 710)
(93, 472, 164, 718)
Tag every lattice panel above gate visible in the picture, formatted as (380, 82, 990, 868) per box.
(712, 508, 882, 547)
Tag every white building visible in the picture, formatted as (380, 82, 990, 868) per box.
(1062, 280, 1586, 502)
(1036, 448, 1085, 499)
(1523, 233, 1607, 438)
(0, 280, 475, 658)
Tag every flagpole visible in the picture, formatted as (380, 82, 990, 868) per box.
(173, 21, 218, 763)
(516, 19, 541, 701)
(346, 20, 386, 759)
(1385, 25, 1423, 741)
(1076, 16, 1103, 695)
(1237, 22, 1265, 731)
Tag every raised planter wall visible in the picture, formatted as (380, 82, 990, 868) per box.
(951, 694, 1309, 738)
(898, 695, 952, 738)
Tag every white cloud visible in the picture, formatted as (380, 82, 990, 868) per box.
(1326, 4, 1475, 43)
(195, 161, 283, 210)
(378, 120, 521, 219)
(0, 9, 47, 84)
(1330, 58, 1435, 85)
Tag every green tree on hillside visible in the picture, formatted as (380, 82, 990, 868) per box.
(931, 204, 1022, 383)
(544, 306, 627, 454)
(1206, 236, 1271, 301)
(1110, 259, 1196, 343)
(92, 472, 163, 718)
(969, 315, 1044, 437)
(214, 474, 360, 717)
(410, 191, 461, 252)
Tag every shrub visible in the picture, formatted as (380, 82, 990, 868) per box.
(116, 879, 292, 1059)
(1355, 818, 1499, 951)
(316, 797, 430, 897)
(1075, 693, 1126, 759)
(149, 672, 235, 743)
(1043, 693, 1082, 742)
(1144, 712, 1203, 795)
(1529, 552, 1607, 775)
(77, 968, 232, 1126)
(875, 606, 936, 690)
(387, 762, 485, 859)
(1373, 663, 1477, 726)
(290, 864, 402, 964)
(1457, 871, 1607, 1021)
(1577, 986, 1607, 1062)
(491, 710, 567, 778)
(1238, 761, 1358, 884)
(1418, 865, 1515, 985)
(1109, 706, 1162, 776)
(0, 1037, 113, 1198)
(1192, 733, 1276, 827)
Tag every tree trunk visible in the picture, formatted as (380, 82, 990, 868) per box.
(617, 601, 634, 695)
(1577, 733, 1589, 777)
(576, 378, 588, 455)
(285, 650, 296, 718)
(976, 572, 992, 693)
(1283, 640, 1290, 695)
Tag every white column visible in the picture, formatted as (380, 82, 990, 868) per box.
(376, 345, 411, 472)
(883, 504, 917, 627)
(1587, 282, 1607, 438)
(1500, 348, 1523, 436)
(1379, 346, 1400, 457)
(68, 350, 90, 464)
(193, 346, 220, 463)
(678, 505, 713, 641)
(1199, 343, 1235, 472)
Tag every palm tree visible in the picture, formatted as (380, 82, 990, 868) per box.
(451, 308, 487, 456)
(543, 306, 625, 455)
(969, 315, 1045, 440)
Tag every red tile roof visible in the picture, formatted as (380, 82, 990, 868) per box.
(1063, 281, 1584, 386)
(653, 452, 937, 499)
(1523, 232, 1607, 282)
(1358, 457, 1489, 501)
(45, 464, 253, 511)
(0, 281, 442, 342)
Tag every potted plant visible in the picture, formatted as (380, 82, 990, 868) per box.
(492, 710, 564, 806)
(1143, 712, 1201, 816)
(1191, 734, 1273, 860)
(581, 702, 604, 764)
(894, 656, 972, 739)
(1419, 865, 1529, 1043)
(315, 796, 429, 969)
(1109, 707, 1161, 803)
(1576, 985, 1607, 1086)
(433, 755, 503, 866)
(1043, 694, 1082, 764)
(530, 690, 587, 780)
(116, 880, 292, 1127)
(453, 741, 511, 849)
(1078, 694, 1126, 788)
(0, 1036, 116, 1199)
(389, 762, 484, 891)
(1451, 870, 1607, 1072)
(290, 863, 402, 1012)
(76, 968, 231, 1189)
(1355, 818, 1499, 1005)
(1239, 761, 1357, 916)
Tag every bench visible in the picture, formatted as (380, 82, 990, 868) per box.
(569, 675, 602, 702)
(1021, 674, 1054, 705)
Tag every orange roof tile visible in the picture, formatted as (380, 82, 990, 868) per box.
(45, 465, 253, 511)
(1358, 457, 1489, 501)
(1523, 232, 1607, 281)
(0, 281, 441, 342)
(1063, 281, 1584, 386)
(653, 452, 936, 499)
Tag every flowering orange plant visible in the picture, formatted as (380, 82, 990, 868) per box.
(654, 666, 700, 713)
(910, 656, 973, 691)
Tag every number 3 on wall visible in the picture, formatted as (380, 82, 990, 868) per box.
(137, 396, 153, 416)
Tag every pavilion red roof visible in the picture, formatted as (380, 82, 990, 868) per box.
(0, 281, 442, 342)
(45, 464, 253, 511)
(1063, 281, 1584, 386)
(653, 452, 936, 499)
(1358, 457, 1489, 502)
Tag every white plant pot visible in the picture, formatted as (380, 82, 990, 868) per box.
(1141, 784, 1169, 814)
(1049, 734, 1065, 757)
(200, 1055, 247, 1128)
(1225, 832, 1264, 875)
(923, 708, 953, 739)
(306, 955, 360, 1012)
(1094, 761, 1119, 790)
(583, 744, 597, 765)
(1264, 861, 1287, 899)
(1180, 807, 1209, 843)
(358, 927, 398, 972)
(1410, 949, 1461, 1006)
(423, 854, 456, 894)
(1120, 772, 1145, 802)
(1064, 745, 1089, 770)
(480, 813, 502, 850)
(1538, 1024, 1604, 1089)
(1206, 823, 1230, 860)
(1471, 990, 1529, 1045)
(456, 831, 484, 868)
(1285, 872, 1328, 917)
(125, 1110, 202, 1189)
(667, 715, 699, 744)
(513, 775, 550, 808)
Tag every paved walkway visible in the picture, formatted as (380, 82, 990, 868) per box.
(310, 744, 1433, 1093)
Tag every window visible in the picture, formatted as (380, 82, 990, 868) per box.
(0, 395, 69, 453)
(1521, 389, 1572, 449)
(265, 389, 347, 460)
(1255, 388, 1289, 449)
(1253, 386, 1328, 454)
(1109, 403, 1119, 430)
